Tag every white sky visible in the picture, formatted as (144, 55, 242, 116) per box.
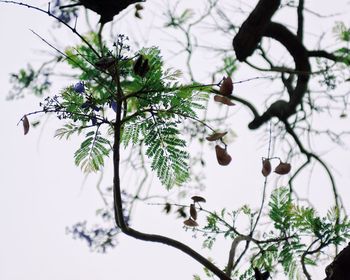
(1, 1, 350, 280)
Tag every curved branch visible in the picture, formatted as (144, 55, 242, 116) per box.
(113, 62, 231, 280)
(232, 0, 312, 130)
(248, 22, 311, 129)
(226, 236, 250, 276)
(232, 0, 281, 61)
(283, 120, 342, 212)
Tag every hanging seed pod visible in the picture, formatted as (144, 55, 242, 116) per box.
(219, 76, 233, 96)
(261, 158, 272, 177)
(22, 115, 30, 135)
(190, 203, 197, 220)
(135, 11, 141, 18)
(215, 145, 232, 166)
(214, 95, 235, 106)
(206, 131, 227, 142)
(134, 4, 143, 19)
(133, 55, 143, 75)
(139, 59, 150, 77)
(274, 161, 291, 175)
(183, 218, 199, 227)
(133, 55, 149, 77)
(135, 3, 144, 10)
(191, 196, 206, 203)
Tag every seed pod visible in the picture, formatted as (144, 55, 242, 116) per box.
(190, 203, 197, 220)
(274, 161, 291, 175)
(183, 218, 199, 227)
(135, 3, 144, 10)
(220, 76, 233, 96)
(135, 11, 141, 18)
(139, 59, 150, 77)
(133, 55, 149, 77)
(215, 145, 232, 166)
(261, 159, 272, 177)
(206, 131, 227, 141)
(133, 55, 143, 75)
(134, 4, 144, 18)
(191, 196, 206, 203)
(214, 95, 235, 106)
(22, 115, 30, 135)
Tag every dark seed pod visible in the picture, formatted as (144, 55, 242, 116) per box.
(214, 95, 235, 106)
(139, 59, 150, 77)
(133, 55, 143, 75)
(190, 204, 197, 220)
(135, 3, 144, 10)
(191, 196, 206, 203)
(134, 55, 150, 77)
(220, 76, 233, 96)
(22, 115, 30, 135)
(215, 145, 232, 166)
(206, 131, 227, 141)
(183, 218, 199, 227)
(261, 159, 272, 177)
(274, 161, 291, 175)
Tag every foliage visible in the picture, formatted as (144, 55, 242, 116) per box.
(25, 32, 211, 189)
(4, 1, 350, 280)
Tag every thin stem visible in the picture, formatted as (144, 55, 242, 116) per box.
(0, 1, 100, 57)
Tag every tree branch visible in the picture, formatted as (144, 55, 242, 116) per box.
(112, 60, 231, 280)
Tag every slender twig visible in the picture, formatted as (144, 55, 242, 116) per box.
(0, 1, 100, 57)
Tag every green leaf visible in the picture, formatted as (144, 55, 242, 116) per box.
(74, 131, 111, 173)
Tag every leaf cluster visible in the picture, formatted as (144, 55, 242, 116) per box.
(33, 33, 210, 188)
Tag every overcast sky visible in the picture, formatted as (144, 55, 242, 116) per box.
(1, 1, 350, 280)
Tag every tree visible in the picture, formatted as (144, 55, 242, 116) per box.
(2, 0, 350, 279)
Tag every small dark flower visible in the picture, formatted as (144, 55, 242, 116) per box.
(91, 115, 98, 125)
(74, 81, 85, 93)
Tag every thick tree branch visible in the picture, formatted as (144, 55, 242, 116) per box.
(232, 0, 281, 61)
(325, 243, 350, 280)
